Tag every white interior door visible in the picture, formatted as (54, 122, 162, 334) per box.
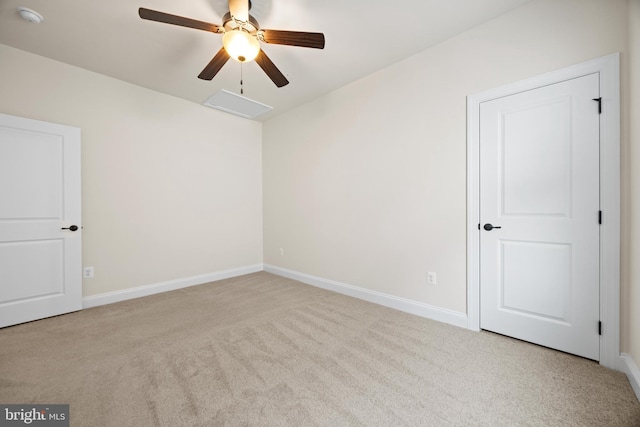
(479, 74, 600, 360)
(0, 114, 82, 328)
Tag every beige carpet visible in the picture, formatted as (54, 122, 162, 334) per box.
(1, 272, 639, 426)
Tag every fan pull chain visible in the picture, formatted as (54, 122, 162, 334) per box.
(240, 62, 244, 95)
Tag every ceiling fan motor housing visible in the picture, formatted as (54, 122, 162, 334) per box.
(222, 12, 260, 34)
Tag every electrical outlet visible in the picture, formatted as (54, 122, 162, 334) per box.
(279, 248, 284, 256)
(83, 267, 94, 279)
(427, 272, 437, 286)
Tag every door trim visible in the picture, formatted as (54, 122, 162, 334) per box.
(466, 53, 620, 370)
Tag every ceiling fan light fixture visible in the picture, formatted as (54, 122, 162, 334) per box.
(138, 6, 324, 86)
(222, 29, 260, 63)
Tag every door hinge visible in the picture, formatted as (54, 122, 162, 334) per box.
(592, 97, 602, 114)
(478, 223, 481, 230)
(599, 210, 602, 225)
(599, 321, 602, 336)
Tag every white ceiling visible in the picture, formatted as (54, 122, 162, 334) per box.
(0, 0, 531, 121)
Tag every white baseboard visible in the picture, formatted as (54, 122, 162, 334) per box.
(82, 264, 263, 309)
(621, 353, 640, 402)
(264, 264, 468, 329)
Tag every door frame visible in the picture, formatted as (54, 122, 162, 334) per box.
(466, 53, 620, 370)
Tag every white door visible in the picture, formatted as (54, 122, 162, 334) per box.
(479, 73, 600, 360)
(0, 114, 82, 328)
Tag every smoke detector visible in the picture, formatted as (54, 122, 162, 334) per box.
(17, 7, 44, 23)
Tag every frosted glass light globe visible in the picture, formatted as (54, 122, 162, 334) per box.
(222, 30, 260, 62)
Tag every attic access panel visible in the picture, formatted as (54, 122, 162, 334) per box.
(202, 89, 273, 119)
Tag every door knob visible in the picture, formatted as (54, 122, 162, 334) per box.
(61, 225, 79, 231)
(483, 223, 502, 231)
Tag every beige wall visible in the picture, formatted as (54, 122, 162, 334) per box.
(263, 0, 629, 321)
(628, 0, 640, 367)
(0, 44, 263, 297)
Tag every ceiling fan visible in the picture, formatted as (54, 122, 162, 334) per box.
(138, 0, 325, 88)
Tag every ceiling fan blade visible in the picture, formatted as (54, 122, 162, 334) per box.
(139, 8, 222, 33)
(260, 30, 325, 49)
(228, 0, 249, 22)
(255, 50, 289, 88)
(198, 48, 231, 80)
